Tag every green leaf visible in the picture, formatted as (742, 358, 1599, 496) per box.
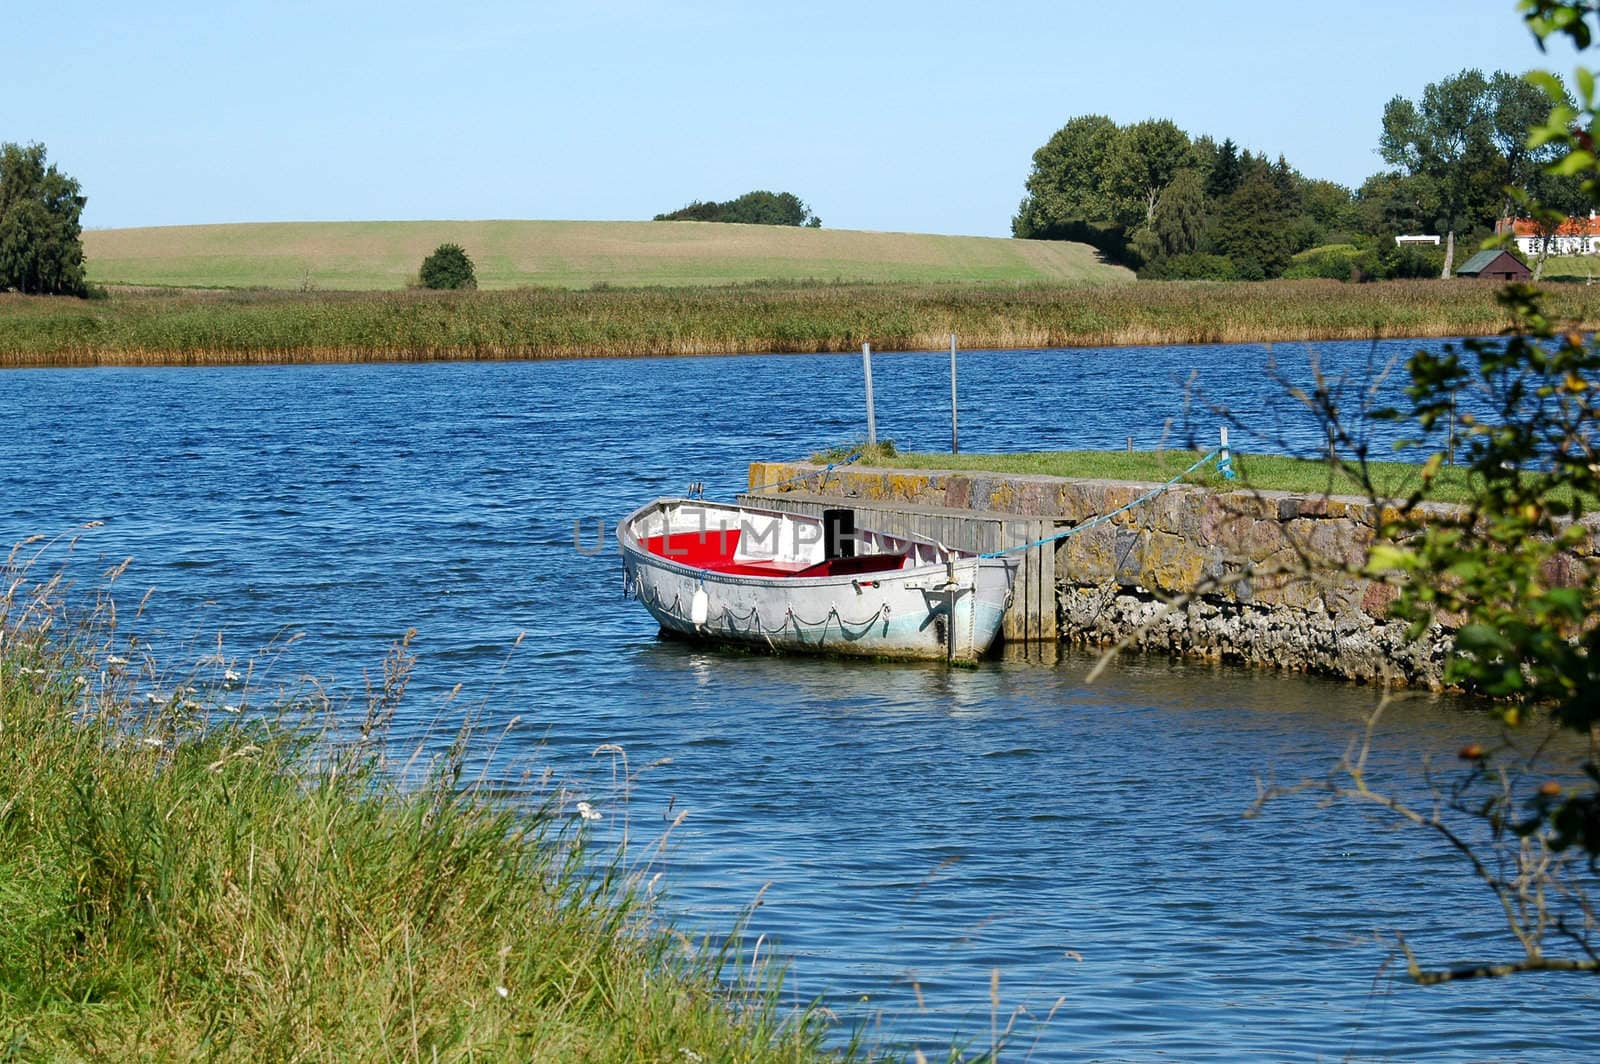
(1527, 69, 1567, 101)
(1544, 586, 1586, 619)
(1365, 545, 1416, 575)
(1457, 623, 1512, 655)
(1553, 148, 1598, 176)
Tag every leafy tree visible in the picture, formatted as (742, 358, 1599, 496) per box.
(1012, 114, 1120, 239)
(1376, 66, 1548, 273)
(1017, 115, 1340, 280)
(655, 191, 820, 227)
(1145, 168, 1209, 259)
(1297, 178, 1357, 245)
(1104, 118, 1191, 229)
(1255, 1, 1600, 984)
(419, 243, 476, 290)
(0, 142, 87, 296)
(1354, 171, 1443, 237)
(1488, 69, 1570, 221)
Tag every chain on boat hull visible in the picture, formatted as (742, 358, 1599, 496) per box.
(618, 498, 1017, 662)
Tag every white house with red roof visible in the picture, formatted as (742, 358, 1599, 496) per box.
(1496, 213, 1600, 256)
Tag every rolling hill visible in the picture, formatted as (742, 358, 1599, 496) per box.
(81, 219, 1132, 290)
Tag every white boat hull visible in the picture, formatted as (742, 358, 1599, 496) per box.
(617, 499, 1017, 662)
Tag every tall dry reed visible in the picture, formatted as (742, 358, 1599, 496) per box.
(5, 279, 1597, 367)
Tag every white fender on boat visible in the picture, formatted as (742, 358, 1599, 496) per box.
(690, 586, 710, 627)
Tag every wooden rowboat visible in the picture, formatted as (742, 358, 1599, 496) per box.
(618, 498, 1017, 661)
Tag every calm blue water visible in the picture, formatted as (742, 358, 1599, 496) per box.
(2, 341, 1593, 1061)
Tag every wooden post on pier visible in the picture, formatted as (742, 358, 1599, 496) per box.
(862, 343, 877, 446)
(950, 334, 959, 454)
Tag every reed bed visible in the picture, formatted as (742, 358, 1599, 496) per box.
(5, 279, 1598, 368)
(0, 540, 856, 1062)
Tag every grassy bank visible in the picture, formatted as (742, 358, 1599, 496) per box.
(0, 562, 851, 1060)
(1532, 255, 1600, 284)
(824, 445, 1484, 505)
(82, 220, 1127, 290)
(7, 278, 1600, 368)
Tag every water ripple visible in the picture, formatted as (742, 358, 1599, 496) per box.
(1, 344, 1593, 1060)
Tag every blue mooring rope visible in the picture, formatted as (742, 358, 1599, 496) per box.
(978, 447, 1223, 559)
(756, 448, 866, 494)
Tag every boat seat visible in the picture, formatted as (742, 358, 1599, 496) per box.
(702, 558, 812, 576)
(792, 552, 909, 578)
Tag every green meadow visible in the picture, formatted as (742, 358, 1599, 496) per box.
(82, 219, 1131, 290)
(1532, 254, 1600, 284)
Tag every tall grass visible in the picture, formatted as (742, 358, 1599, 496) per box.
(0, 537, 855, 1061)
(5, 278, 1600, 367)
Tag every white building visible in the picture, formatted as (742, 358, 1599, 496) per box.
(1496, 213, 1600, 256)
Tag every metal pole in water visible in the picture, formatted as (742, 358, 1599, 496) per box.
(862, 342, 877, 446)
(949, 333, 959, 454)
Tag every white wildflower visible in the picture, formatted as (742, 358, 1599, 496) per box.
(222, 703, 242, 713)
(575, 801, 602, 822)
(106, 655, 128, 666)
(496, 985, 510, 999)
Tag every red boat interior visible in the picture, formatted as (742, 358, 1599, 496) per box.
(642, 531, 910, 578)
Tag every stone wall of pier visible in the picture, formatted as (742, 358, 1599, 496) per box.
(746, 461, 1599, 686)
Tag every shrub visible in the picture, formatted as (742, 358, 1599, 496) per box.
(1140, 253, 1238, 281)
(1376, 242, 1444, 280)
(419, 243, 477, 290)
(1283, 243, 1365, 282)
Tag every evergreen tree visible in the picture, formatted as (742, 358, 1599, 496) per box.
(1205, 138, 1242, 200)
(1213, 166, 1296, 278)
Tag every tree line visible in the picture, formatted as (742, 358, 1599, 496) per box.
(654, 190, 821, 227)
(1014, 69, 1582, 280)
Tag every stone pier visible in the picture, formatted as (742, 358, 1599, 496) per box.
(744, 460, 1598, 686)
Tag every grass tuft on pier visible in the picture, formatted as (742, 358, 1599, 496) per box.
(813, 445, 1486, 505)
(0, 546, 852, 1062)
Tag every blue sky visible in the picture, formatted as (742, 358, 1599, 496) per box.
(5, 1, 1577, 236)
